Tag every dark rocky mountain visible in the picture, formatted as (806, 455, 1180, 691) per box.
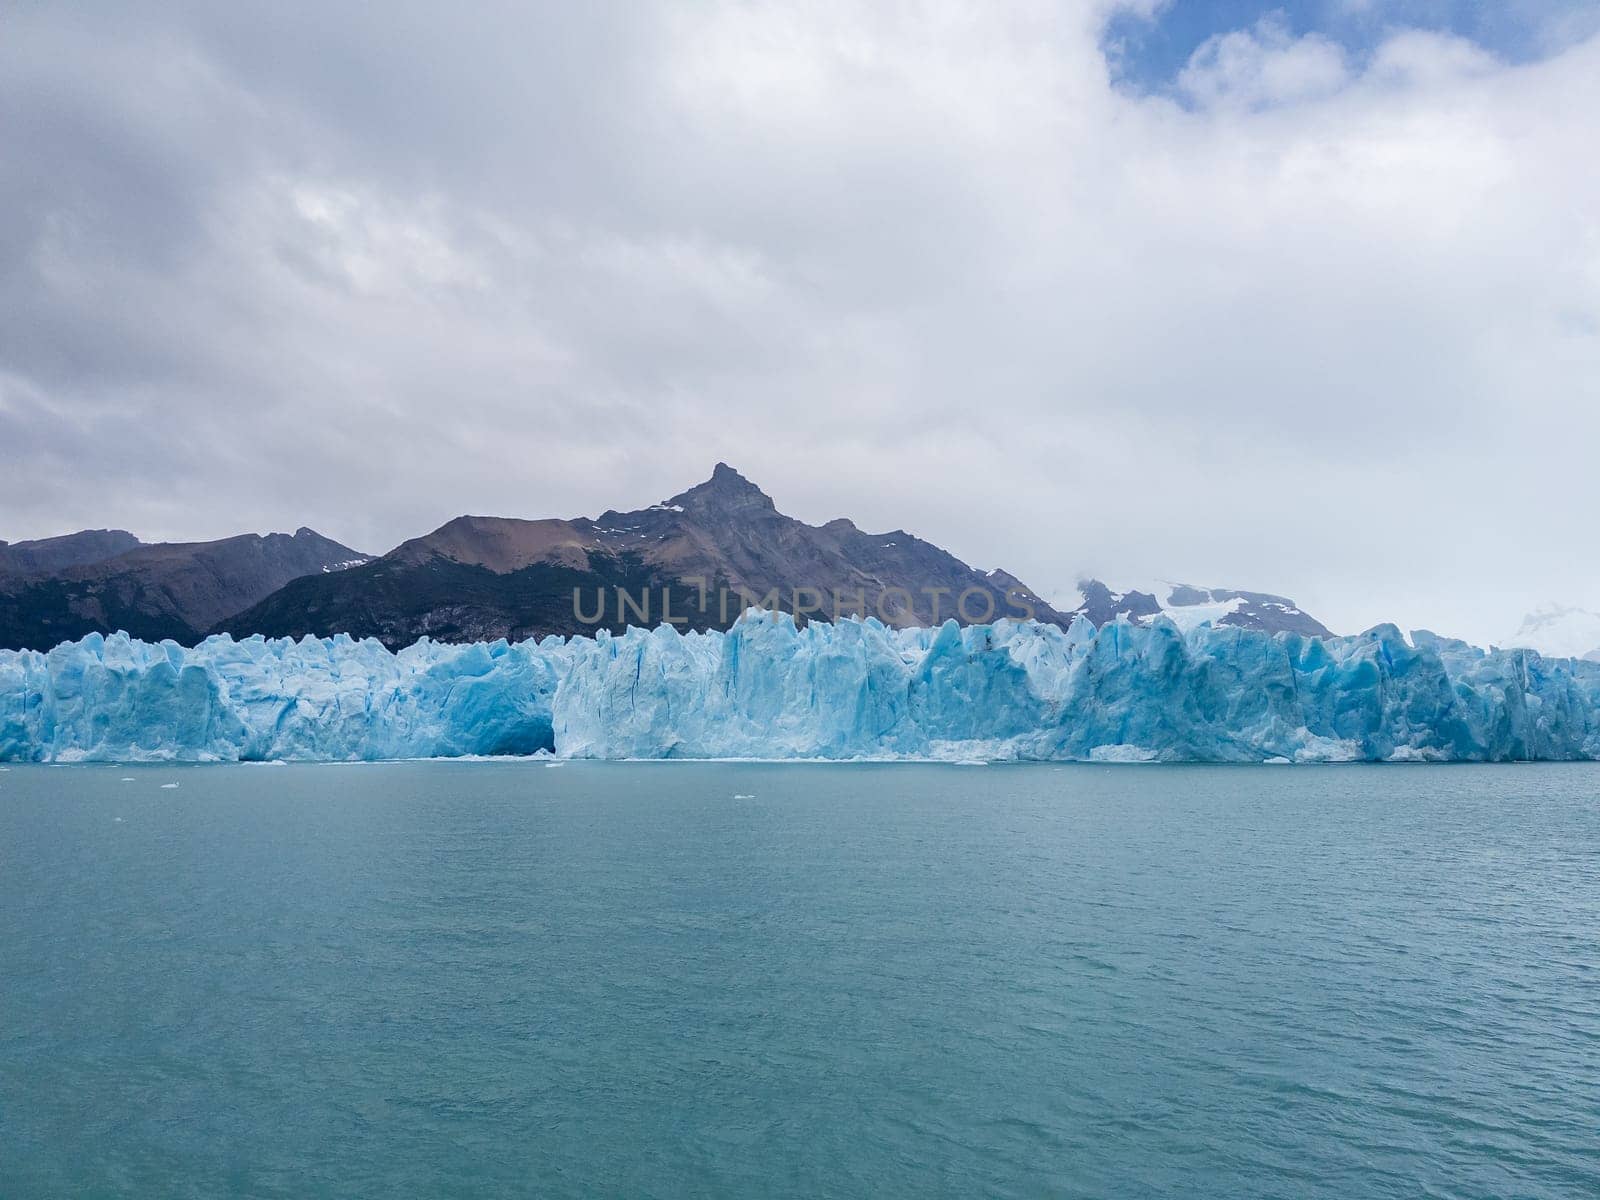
(1070, 580, 1163, 626)
(5, 469, 1335, 653)
(1165, 584, 1333, 637)
(1065, 578, 1333, 637)
(221, 465, 1068, 649)
(0, 528, 369, 650)
(0, 529, 143, 577)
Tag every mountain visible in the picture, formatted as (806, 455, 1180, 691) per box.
(0, 528, 369, 650)
(1504, 604, 1600, 663)
(0, 529, 143, 577)
(5, 470, 1338, 653)
(220, 464, 1068, 648)
(1063, 578, 1333, 638)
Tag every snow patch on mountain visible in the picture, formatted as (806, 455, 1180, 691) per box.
(1504, 604, 1600, 662)
(1054, 578, 1331, 637)
(1157, 594, 1247, 633)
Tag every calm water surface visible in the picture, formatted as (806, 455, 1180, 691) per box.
(2, 762, 1598, 1198)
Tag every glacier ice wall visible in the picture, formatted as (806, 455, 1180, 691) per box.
(3, 614, 1599, 763)
(0, 631, 567, 763)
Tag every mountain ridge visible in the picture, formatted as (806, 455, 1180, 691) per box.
(1062, 578, 1333, 638)
(4, 467, 1339, 652)
(0, 529, 144, 577)
(0, 528, 369, 650)
(219, 465, 1068, 648)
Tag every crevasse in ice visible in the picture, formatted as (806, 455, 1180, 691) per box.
(3, 612, 1598, 763)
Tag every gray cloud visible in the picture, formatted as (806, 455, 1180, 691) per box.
(2, 1, 1597, 647)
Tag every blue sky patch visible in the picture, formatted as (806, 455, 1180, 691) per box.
(1104, 0, 1600, 93)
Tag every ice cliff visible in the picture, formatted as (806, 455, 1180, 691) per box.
(3, 613, 1599, 763)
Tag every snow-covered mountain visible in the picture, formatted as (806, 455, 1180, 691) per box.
(1504, 604, 1600, 662)
(1057, 579, 1333, 638)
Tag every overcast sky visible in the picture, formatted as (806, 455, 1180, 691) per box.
(3, 0, 1597, 646)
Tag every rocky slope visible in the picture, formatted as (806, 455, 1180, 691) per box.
(221, 465, 1067, 648)
(1063, 578, 1333, 637)
(0, 529, 142, 577)
(6, 468, 1341, 652)
(0, 529, 369, 650)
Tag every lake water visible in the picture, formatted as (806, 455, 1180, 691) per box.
(2, 761, 1598, 1198)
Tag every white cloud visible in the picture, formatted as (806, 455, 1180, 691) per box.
(1365, 29, 1499, 85)
(1, 1, 1597, 648)
(1178, 15, 1350, 109)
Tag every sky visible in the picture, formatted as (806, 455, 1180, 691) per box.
(2, 0, 1598, 648)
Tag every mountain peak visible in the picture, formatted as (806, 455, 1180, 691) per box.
(0, 528, 143, 577)
(1507, 602, 1600, 661)
(664, 464, 776, 514)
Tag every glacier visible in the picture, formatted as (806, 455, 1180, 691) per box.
(3, 612, 1600, 763)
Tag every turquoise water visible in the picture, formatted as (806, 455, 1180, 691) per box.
(2, 762, 1598, 1198)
